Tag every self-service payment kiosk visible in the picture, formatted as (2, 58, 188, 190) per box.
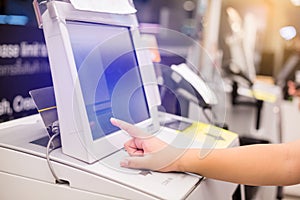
(0, 1, 239, 199)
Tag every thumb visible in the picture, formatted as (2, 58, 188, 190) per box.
(120, 156, 152, 170)
(120, 146, 182, 172)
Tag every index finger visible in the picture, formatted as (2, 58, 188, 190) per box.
(110, 118, 151, 139)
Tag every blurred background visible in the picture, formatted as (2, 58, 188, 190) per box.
(0, 0, 299, 136)
(1, 0, 299, 74)
(1, 0, 300, 199)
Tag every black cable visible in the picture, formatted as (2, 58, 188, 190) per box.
(201, 107, 212, 124)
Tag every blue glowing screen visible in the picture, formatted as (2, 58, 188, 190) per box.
(66, 20, 150, 140)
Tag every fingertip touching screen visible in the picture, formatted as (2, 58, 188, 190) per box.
(66, 20, 150, 140)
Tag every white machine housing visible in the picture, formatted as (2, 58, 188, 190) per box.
(40, 1, 161, 163)
(0, 114, 239, 200)
(0, 1, 239, 199)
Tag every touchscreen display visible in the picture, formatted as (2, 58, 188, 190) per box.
(66, 20, 150, 140)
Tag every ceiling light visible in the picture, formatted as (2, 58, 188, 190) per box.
(290, 0, 300, 6)
(279, 26, 297, 41)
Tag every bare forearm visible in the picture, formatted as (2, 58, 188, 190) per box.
(178, 142, 300, 186)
